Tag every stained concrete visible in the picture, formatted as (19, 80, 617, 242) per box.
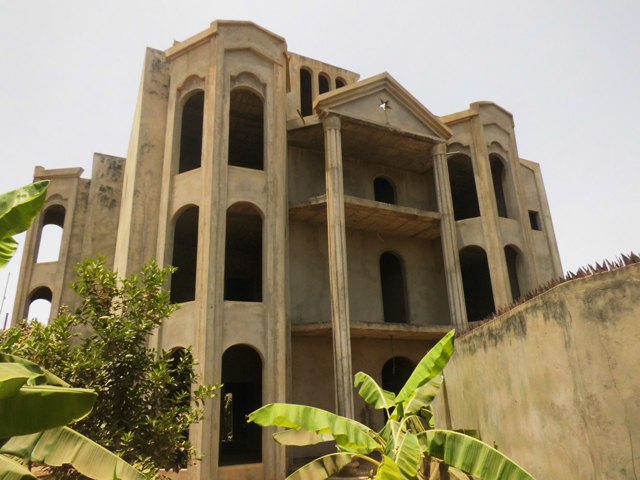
(434, 264, 640, 479)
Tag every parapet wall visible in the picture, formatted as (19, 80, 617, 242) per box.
(434, 263, 640, 479)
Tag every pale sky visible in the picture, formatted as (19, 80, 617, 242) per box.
(1, 0, 639, 322)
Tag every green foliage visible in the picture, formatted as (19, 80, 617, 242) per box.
(0, 356, 145, 480)
(0, 258, 218, 478)
(0, 181, 48, 268)
(249, 330, 536, 480)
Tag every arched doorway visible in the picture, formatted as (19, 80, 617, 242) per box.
(219, 345, 262, 466)
(459, 246, 495, 321)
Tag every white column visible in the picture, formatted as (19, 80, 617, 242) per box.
(432, 143, 467, 329)
(323, 115, 354, 419)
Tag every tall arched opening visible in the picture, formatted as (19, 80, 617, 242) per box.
(26, 286, 53, 324)
(381, 357, 415, 395)
(379, 252, 408, 324)
(490, 154, 509, 218)
(504, 245, 522, 302)
(228, 89, 264, 170)
(448, 154, 480, 220)
(318, 73, 330, 94)
(36, 205, 65, 263)
(299, 68, 313, 116)
(178, 91, 204, 173)
(219, 345, 262, 466)
(170, 206, 199, 303)
(224, 203, 263, 302)
(374, 177, 396, 204)
(459, 246, 495, 321)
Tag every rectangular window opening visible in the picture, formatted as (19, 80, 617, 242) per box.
(529, 210, 542, 231)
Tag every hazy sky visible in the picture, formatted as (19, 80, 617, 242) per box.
(1, 0, 639, 321)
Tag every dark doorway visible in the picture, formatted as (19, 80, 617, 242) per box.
(379, 252, 408, 324)
(228, 89, 264, 170)
(374, 177, 396, 204)
(335, 78, 346, 89)
(459, 246, 495, 321)
(382, 357, 415, 395)
(170, 206, 199, 303)
(168, 348, 191, 468)
(178, 91, 204, 173)
(224, 204, 263, 302)
(319, 73, 330, 94)
(504, 245, 522, 302)
(300, 68, 313, 116)
(219, 345, 262, 466)
(448, 154, 480, 220)
(490, 155, 509, 218)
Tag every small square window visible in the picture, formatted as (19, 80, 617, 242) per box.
(529, 210, 542, 231)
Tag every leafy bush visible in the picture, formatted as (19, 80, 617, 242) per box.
(1, 258, 217, 478)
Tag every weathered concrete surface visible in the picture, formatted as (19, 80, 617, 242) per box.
(434, 264, 640, 479)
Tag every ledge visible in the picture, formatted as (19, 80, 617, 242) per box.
(290, 195, 441, 240)
(292, 322, 452, 340)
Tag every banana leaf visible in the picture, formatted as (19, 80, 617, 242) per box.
(0, 385, 96, 437)
(0, 364, 36, 400)
(0, 181, 48, 268)
(398, 374, 443, 417)
(272, 429, 333, 446)
(285, 452, 355, 480)
(0, 354, 69, 387)
(390, 430, 421, 479)
(374, 455, 405, 480)
(0, 454, 36, 480)
(1, 427, 145, 480)
(421, 430, 535, 480)
(248, 403, 381, 454)
(0, 237, 18, 270)
(0, 181, 49, 240)
(395, 330, 455, 405)
(354, 372, 396, 411)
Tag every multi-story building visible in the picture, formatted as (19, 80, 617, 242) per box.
(12, 20, 562, 480)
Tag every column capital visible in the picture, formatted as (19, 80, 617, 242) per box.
(322, 114, 341, 131)
(432, 142, 447, 157)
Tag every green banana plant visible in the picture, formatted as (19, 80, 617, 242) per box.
(0, 355, 146, 480)
(249, 329, 536, 480)
(0, 180, 48, 268)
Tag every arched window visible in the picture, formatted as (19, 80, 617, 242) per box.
(224, 204, 263, 302)
(299, 68, 313, 116)
(379, 252, 408, 324)
(381, 357, 415, 395)
(490, 154, 509, 218)
(170, 206, 199, 303)
(504, 245, 522, 302)
(318, 73, 330, 94)
(374, 177, 396, 204)
(335, 77, 346, 89)
(459, 246, 495, 321)
(168, 347, 191, 468)
(219, 345, 262, 466)
(228, 89, 264, 171)
(26, 286, 53, 324)
(178, 91, 204, 173)
(36, 205, 65, 263)
(448, 154, 480, 220)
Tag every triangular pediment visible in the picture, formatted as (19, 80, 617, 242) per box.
(313, 72, 452, 141)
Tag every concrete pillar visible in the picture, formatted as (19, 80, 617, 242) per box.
(322, 114, 355, 419)
(469, 116, 511, 310)
(506, 134, 542, 289)
(432, 143, 467, 329)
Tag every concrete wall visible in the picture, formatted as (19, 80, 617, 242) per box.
(434, 264, 640, 479)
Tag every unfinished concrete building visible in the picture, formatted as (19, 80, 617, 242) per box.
(12, 20, 562, 480)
